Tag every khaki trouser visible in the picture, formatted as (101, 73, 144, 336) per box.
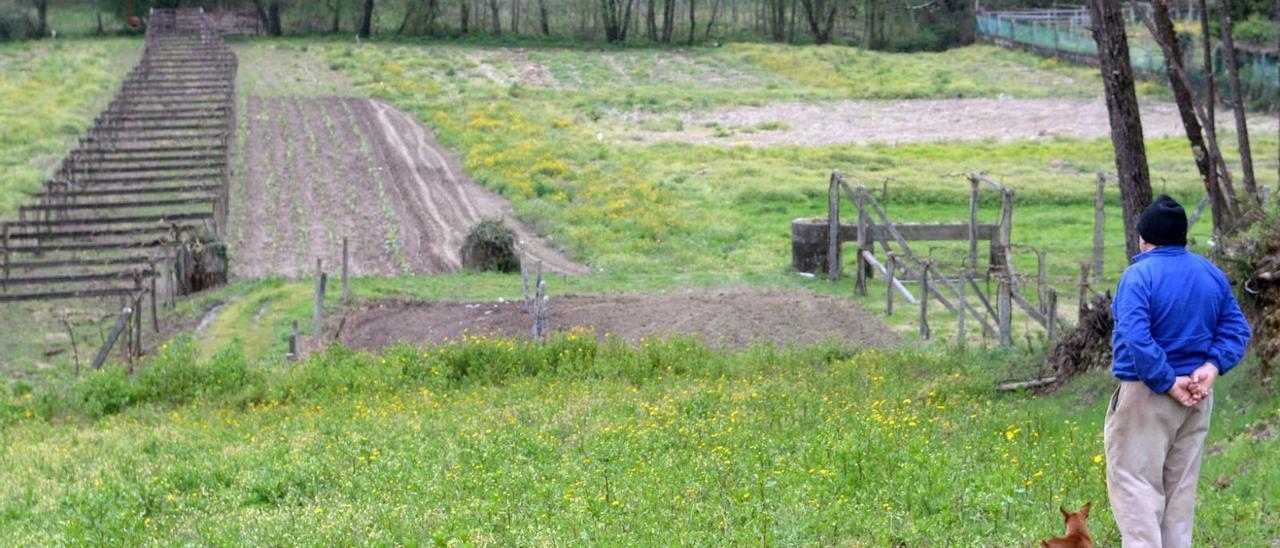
(1104, 381, 1213, 548)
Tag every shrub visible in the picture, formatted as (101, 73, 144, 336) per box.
(134, 338, 254, 405)
(460, 218, 520, 273)
(1234, 14, 1277, 44)
(70, 367, 134, 419)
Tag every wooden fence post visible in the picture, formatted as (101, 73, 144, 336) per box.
(287, 320, 298, 361)
(314, 259, 326, 339)
(968, 177, 979, 273)
(920, 261, 930, 339)
(827, 173, 841, 282)
(150, 271, 159, 333)
(1046, 288, 1059, 345)
(132, 293, 143, 365)
(999, 189, 1013, 270)
(1094, 173, 1105, 283)
(998, 273, 1012, 347)
(341, 237, 350, 303)
(854, 188, 867, 296)
(91, 305, 132, 370)
(885, 252, 896, 316)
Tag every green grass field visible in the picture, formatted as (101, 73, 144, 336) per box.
(2, 36, 1278, 545)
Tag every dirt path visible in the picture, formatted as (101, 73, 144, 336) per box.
(618, 98, 1279, 146)
(231, 97, 584, 279)
(339, 288, 898, 351)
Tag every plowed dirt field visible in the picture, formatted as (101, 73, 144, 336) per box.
(339, 288, 899, 351)
(230, 97, 583, 278)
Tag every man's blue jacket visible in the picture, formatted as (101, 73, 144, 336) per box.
(1111, 246, 1252, 394)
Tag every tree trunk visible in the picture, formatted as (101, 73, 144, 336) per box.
(489, 0, 501, 35)
(799, 0, 837, 44)
(333, 0, 342, 33)
(96, 0, 105, 35)
(1213, 0, 1260, 206)
(269, 2, 283, 36)
(661, 0, 675, 42)
(1146, 0, 1230, 235)
(704, 0, 721, 38)
(359, 0, 374, 37)
(540, 0, 551, 34)
(461, 0, 470, 33)
(646, 0, 657, 39)
(687, 0, 696, 44)
(252, 0, 273, 33)
(35, 0, 48, 38)
(1087, 0, 1153, 260)
(398, 0, 417, 34)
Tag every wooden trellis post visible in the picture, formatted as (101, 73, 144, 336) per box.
(854, 187, 867, 296)
(314, 259, 326, 339)
(1046, 288, 1059, 345)
(968, 177, 979, 273)
(827, 173, 841, 282)
(919, 261, 930, 339)
(885, 252, 896, 316)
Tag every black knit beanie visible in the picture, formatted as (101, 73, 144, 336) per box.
(1137, 194, 1187, 247)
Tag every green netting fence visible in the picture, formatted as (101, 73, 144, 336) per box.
(978, 11, 1280, 110)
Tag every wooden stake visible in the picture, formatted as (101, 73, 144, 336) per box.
(92, 305, 132, 370)
(997, 275, 1012, 347)
(1046, 288, 1059, 345)
(287, 320, 299, 362)
(968, 177, 979, 272)
(827, 173, 841, 282)
(150, 271, 159, 333)
(132, 293, 143, 364)
(885, 252, 895, 316)
(341, 237, 350, 303)
(854, 187, 867, 296)
(314, 259, 325, 339)
(60, 317, 80, 376)
(1093, 173, 1106, 283)
(919, 261, 930, 339)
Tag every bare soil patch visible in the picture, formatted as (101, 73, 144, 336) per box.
(232, 97, 584, 279)
(339, 288, 899, 351)
(618, 98, 1279, 146)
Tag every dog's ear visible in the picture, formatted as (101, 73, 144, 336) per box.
(1079, 501, 1091, 519)
(1060, 506, 1070, 520)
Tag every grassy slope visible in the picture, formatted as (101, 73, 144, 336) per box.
(1, 338, 1275, 544)
(1, 38, 1277, 544)
(0, 38, 139, 215)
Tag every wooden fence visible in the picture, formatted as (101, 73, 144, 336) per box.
(0, 8, 238, 363)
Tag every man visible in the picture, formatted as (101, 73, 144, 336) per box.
(1105, 194, 1251, 547)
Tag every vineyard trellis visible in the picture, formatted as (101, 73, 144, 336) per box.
(795, 171, 1080, 348)
(0, 8, 237, 363)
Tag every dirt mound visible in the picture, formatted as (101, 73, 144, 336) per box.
(232, 97, 584, 279)
(339, 288, 899, 351)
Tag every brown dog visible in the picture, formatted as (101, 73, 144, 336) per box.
(1041, 502, 1094, 548)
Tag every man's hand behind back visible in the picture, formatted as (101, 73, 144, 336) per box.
(1168, 376, 1203, 407)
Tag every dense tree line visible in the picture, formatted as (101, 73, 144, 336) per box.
(1, 0, 974, 50)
